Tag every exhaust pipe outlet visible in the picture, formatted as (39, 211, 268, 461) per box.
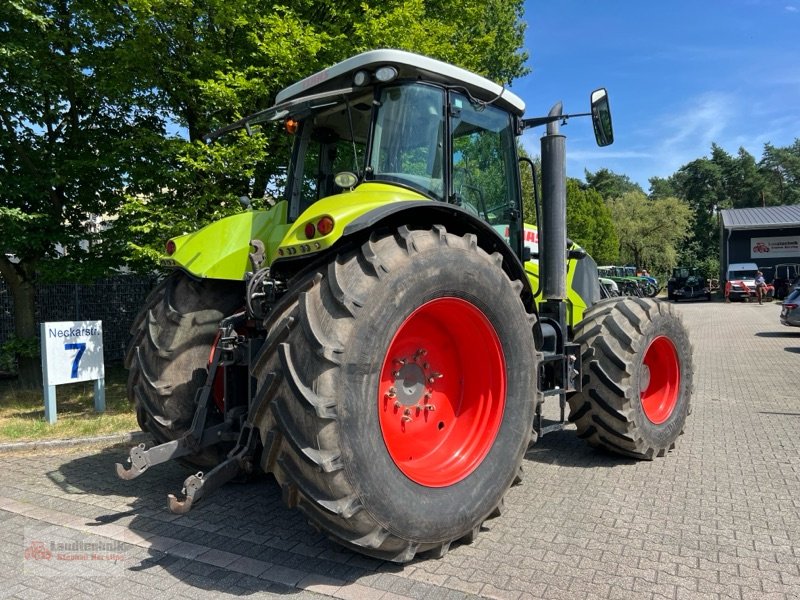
(540, 102, 567, 300)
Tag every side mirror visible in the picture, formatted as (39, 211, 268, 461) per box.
(590, 88, 614, 147)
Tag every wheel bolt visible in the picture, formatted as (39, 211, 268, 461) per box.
(387, 387, 396, 398)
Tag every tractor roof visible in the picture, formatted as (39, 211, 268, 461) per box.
(276, 49, 526, 117)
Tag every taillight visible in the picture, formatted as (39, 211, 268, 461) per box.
(165, 240, 176, 255)
(317, 216, 334, 235)
(785, 304, 798, 309)
(304, 222, 316, 239)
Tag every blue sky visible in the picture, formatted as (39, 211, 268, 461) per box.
(512, 1, 800, 192)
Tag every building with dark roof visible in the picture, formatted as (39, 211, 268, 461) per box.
(719, 205, 800, 282)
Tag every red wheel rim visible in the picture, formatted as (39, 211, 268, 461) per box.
(378, 298, 506, 487)
(640, 335, 680, 424)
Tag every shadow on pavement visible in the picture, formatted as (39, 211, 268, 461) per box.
(53, 444, 397, 596)
(48, 413, 650, 596)
(755, 331, 800, 338)
(524, 424, 637, 469)
(52, 441, 522, 595)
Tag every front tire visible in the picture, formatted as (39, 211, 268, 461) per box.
(252, 226, 537, 561)
(567, 297, 693, 459)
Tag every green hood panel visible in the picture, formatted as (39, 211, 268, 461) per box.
(162, 202, 290, 280)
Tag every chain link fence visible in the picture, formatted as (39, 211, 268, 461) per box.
(0, 275, 159, 365)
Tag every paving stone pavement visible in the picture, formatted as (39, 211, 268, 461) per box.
(1, 298, 799, 599)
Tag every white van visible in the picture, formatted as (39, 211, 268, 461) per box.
(726, 262, 761, 301)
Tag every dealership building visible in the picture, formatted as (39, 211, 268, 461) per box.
(719, 205, 800, 281)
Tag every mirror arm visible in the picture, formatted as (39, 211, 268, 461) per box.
(520, 112, 591, 131)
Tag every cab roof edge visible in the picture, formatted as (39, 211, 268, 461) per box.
(275, 49, 526, 116)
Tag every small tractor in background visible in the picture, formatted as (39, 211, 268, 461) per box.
(118, 50, 694, 562)
(667, 267, 712, 302)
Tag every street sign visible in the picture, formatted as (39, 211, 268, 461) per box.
(40, 321, 105, 424)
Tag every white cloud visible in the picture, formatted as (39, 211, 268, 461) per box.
(785, 5, 798, 12)
(661, 92, 733, 153)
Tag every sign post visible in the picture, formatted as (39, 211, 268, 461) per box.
(40, 320, 105, 424)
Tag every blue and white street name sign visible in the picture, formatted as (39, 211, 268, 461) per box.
(40, 320, 105, 424)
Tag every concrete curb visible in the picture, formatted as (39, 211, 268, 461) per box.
(0, 431, 150, 454)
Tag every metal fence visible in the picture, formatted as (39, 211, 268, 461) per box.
(0, 275, 159, 364)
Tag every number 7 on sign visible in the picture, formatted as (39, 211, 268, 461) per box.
(64, 343, 86, 379)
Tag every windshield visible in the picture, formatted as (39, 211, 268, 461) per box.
(730, 270, 759, 279)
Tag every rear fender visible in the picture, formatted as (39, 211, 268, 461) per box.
(273, 197, 534, 310)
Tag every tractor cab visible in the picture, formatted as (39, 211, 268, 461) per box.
(212, 50, 528, 261)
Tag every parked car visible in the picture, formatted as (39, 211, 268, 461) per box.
(667, 267, 711, 302)
(780, 288, 800, 327)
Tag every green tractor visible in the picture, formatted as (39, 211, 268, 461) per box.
(118, 50, 693, 562)
(597, 265, 645, 297)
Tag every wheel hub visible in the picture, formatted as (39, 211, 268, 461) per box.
(394, 362, 427, 407)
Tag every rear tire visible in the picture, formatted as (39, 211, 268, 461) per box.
(251, 226, 536, 561)
(567, 297, 693, 459)
(125, 271, 244, 468)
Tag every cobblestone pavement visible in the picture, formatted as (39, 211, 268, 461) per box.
(1, 299, 799, 599)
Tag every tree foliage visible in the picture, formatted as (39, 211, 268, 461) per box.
(566, 179, 618, 264)
(584, 168, 643, 200)
(608, 192, 693, 277)
(0, 0, 529, 386)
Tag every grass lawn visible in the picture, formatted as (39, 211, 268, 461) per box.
(0, 364, 138, 443)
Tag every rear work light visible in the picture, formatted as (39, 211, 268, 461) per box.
(316, 216, 335, 236)
(303, 217, 334, 239)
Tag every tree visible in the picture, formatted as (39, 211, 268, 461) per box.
(648, 176, 678, 200)
(1, 0, 530, 386)
(760, 140, 800, 206)
(608, 192, 692, 277)
(584, 168, 643, 200)
(0, 1, 146, 386)
(669, 157, 724, 264)
(114, 0, 531, 265)
(566, 179, 618, 264)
